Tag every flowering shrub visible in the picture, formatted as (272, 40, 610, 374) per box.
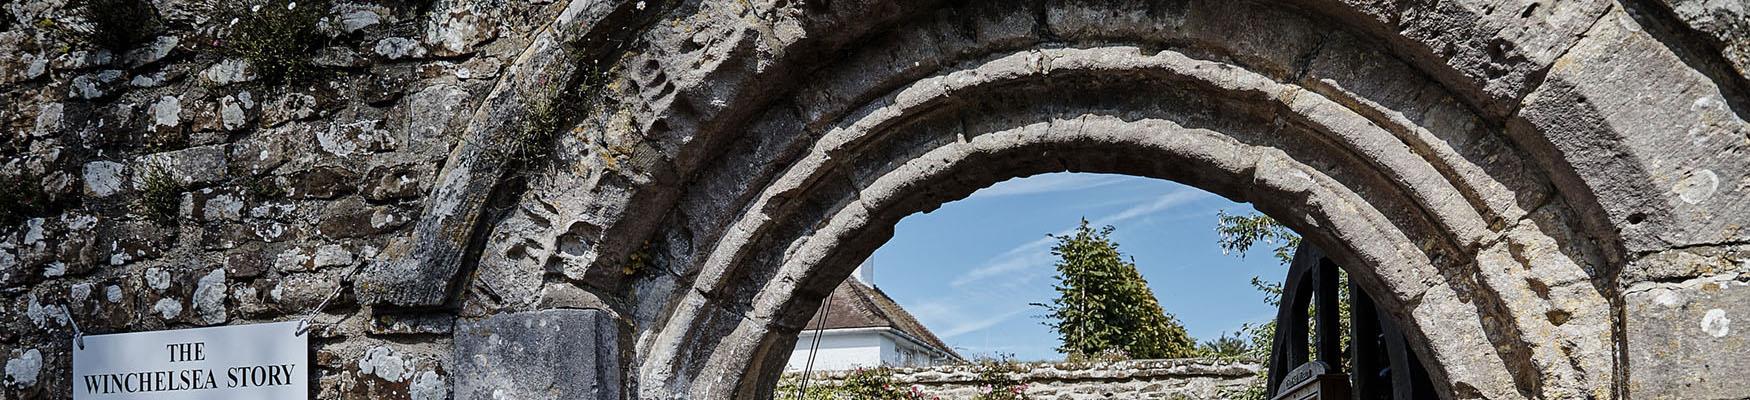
(775, 367, 935, 400)
(969, 357, 1031, 400)
(776, 357, 1042, 400)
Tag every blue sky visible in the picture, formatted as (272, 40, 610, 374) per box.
(865, 172, 1289, 361)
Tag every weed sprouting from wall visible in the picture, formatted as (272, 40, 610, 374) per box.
(243, 175, 286, 200)
(622, 239, 652, 276)
(506, 98, 565, 170)
(776, 367, 933, 400)
(0, 173, 51, 228)
(216, 0, 332, 85)
(136, 163, 185, 225)
(501, 59, 624, 176)
(77, 0, 161, 51)
(968, 355, 1033, 400)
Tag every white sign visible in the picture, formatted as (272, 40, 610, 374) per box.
(72, 321, 308, 400)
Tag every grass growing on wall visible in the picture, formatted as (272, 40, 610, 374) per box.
(76, 0, 161, 51)
(775, 358, 1036, 400)
(136, 163, 185, 225)
(506, 98, 564, 168)
(216, 0, 332, 84)
(0, 173, 50, 227)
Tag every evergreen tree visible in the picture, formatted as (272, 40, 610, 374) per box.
(1037, 219, 1197, 359)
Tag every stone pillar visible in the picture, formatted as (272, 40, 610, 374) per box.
(453, 309, 623, 400)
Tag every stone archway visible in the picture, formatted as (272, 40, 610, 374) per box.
(626, 41, 1616, 398)
(349, 0, 1750, 399)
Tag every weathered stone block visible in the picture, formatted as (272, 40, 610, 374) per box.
(1515, 7, 1750, 255)
(133, 145, 230, 188)
(288, 166, 360, 200)
(1627, 278, 1750, 399)
(362, 164, 430, 202)
(453, 309, 622, 400)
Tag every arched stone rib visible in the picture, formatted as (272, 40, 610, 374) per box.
(356, 0, 654, 307)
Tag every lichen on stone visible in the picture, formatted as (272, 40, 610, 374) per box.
(3, 349, 43, 390)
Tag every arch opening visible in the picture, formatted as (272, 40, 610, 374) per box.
(769, 170, 1438, 398)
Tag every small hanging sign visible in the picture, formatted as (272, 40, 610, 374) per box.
(72, 321, 307, 400)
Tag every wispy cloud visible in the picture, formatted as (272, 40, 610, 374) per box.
(938, 306, 1033, 339)
(1090, 190, 1211, 227)
(950, 189, 1212, 288)
(968, 174, 1129, 199)
(950, 240, 1055, 287)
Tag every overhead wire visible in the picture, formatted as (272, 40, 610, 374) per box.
(796, 293, 834, 398)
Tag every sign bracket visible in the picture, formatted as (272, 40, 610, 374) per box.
(63, 305, 84, 350)
(295, 264, 363, 336)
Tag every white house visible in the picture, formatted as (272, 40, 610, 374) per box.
(785, 260, 962, 372)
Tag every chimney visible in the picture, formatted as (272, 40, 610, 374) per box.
(852, 258, 875, 286)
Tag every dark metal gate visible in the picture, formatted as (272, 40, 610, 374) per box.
(1266, 244, 1436, 400)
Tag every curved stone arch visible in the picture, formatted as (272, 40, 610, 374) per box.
(630, 40, 1613, 398)
(361, 0, 1645, 309)
(355, 0, 1750, 398)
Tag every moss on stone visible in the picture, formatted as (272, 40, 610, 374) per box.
(243, 175, 286, 200)
(622, 239, 651, 276)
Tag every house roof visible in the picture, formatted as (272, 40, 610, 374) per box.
(802, 279, 962, 361)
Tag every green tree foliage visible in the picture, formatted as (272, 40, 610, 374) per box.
(1198, 331, 1251, 359)
(1216, 210, 1358, 400)
(1215, 211, 1303, 362)
(1215, 211, 1297, 400)
(1037, 219, 1197, 360)
(1216, 210, 1300, 265)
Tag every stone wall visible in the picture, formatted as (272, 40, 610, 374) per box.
(805, 359, 1260, 400)
(0, 0, 1747, 399)
(1, 0, 542, 397)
